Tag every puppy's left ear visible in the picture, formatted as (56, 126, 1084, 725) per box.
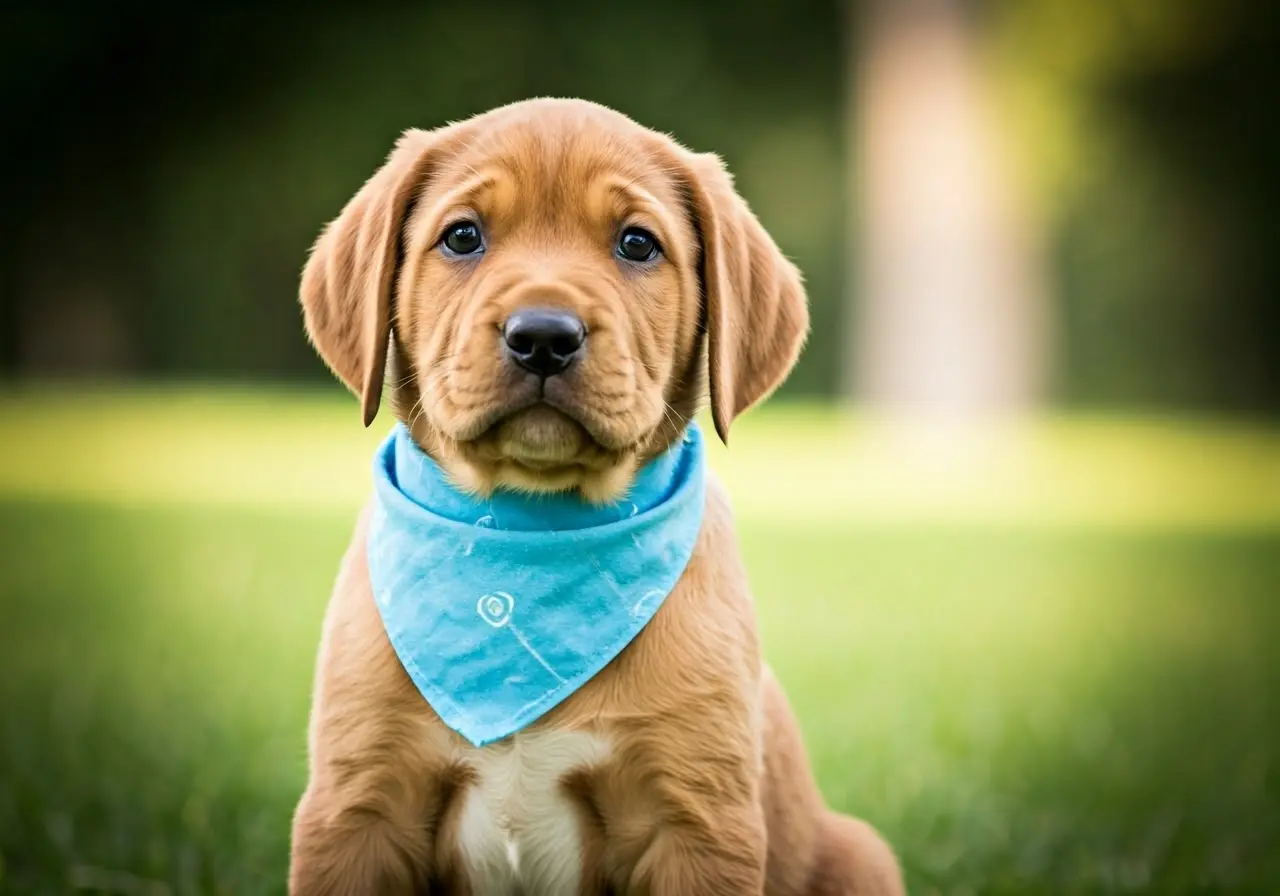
(681, 151, 810, 444)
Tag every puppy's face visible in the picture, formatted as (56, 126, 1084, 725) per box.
(396, 109, 702, 499)
(302, 99, 808, 502)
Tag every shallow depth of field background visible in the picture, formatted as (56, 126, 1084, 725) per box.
(2, 3, 1278, 894)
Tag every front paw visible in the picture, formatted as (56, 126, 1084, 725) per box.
(628, 824, 767, 896)
(289, 804, 431, 896)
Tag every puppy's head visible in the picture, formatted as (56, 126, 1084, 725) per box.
(301, 98, 807, 502)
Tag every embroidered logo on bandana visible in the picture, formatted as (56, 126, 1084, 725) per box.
(367, 422, 707, 747)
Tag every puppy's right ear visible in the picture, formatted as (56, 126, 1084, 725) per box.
(300, 128, 440, 426)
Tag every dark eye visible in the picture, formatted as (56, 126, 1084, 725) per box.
(617, 226, 660, 263)
(441, 221, 483, 256)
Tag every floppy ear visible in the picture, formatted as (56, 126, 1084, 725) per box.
(300, 128, 439, 426)
(682, 152, 809, 444)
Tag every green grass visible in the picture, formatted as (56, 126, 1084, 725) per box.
(1, 386, 1278, 894)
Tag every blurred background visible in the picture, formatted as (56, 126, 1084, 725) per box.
(1, 1, 1277, 893)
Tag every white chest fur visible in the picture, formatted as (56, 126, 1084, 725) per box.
(455, 729, 610, 896)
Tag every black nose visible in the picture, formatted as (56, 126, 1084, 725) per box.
(502, 308, 585, 377)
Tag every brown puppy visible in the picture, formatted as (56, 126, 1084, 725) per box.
(290, 98, 904, 896)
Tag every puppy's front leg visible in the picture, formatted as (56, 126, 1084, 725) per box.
(290, 518, 461, 895)
(289, 787, 431, 895)
(628, 805, 768, 896)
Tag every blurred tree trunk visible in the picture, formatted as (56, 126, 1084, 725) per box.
(845, 0, 1051, 418)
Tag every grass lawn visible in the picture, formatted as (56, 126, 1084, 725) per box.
(1, 385, 1278, 894)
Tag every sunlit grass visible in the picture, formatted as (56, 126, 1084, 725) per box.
(2, 383, 1278, 527)
(1, 385, 1278, 893)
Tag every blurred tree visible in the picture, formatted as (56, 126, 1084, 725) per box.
(848, 0, 1051, 417)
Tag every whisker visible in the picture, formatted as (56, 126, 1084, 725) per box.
(403, 396, 424, 430)
(659, 401, 685, 439)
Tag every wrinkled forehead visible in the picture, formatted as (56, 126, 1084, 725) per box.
(423, 117, 692, 243)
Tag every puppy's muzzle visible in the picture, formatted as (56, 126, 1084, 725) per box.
(503, 307, 585, 378)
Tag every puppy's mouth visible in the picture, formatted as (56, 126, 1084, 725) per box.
(488, 403, 592, 469)
(431, 381, 645, 501)
(454, 376, 629, 454)
(458, 393, 626, 472)
(444, 399, 636, 501)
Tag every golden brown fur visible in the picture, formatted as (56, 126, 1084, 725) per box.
(291, 97, 904, 895)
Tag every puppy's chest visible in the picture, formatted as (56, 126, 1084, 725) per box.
(454, 729, 610, 896)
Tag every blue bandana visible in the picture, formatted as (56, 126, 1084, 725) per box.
(367, 422, 707, 747)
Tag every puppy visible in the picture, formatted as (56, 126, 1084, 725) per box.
(290, 97, 903, 896)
